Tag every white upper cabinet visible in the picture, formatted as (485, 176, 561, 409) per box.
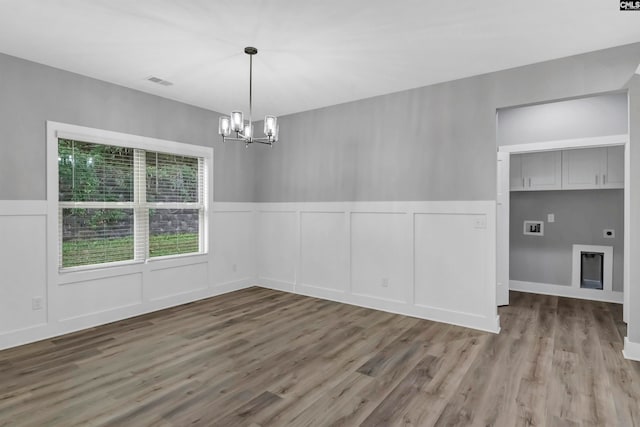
(562, 147, 604, 189)
(562, 146, 624, 190)
(522, 151, 562, 190)
(603, 146, 624, 188)
(509, 154, 524, 191)
(510, 151, 562, 191)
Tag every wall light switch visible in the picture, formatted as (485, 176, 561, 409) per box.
(604, 229, 615, 238)
(547, 214, 555, 223)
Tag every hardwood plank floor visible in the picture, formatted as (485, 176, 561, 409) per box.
(1, 288, 639, 426)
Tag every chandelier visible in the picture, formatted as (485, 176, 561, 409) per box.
(218, 47, 278, 146)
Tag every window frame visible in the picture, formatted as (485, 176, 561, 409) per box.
(48, 122, 212, 274)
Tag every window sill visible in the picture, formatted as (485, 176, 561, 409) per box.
(147, 252, 207, 263)
(59, 259, 144, 275)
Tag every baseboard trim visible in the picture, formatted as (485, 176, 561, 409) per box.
(623, 337, 640, 362)
(0, 279, 254, 351)
(258, 281, 501, 334)
(256, 278, 296, 293)
(510, 280, 623, 304)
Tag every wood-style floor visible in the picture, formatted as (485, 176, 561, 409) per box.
(1, 288, 639, 426)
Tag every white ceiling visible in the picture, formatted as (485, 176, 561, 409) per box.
(0, 0, 639, 118)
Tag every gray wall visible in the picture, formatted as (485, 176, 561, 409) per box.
(510, 190, 624, 292)
(0, 52, 256, 201)
(255, 43, 640, 202)
(497, 92, 628, 146)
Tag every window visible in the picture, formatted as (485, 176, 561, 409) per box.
(58, 138, 207, 269)
(145, 152, 203, 258)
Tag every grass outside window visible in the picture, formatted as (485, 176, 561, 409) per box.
(62, 233, 199, 268)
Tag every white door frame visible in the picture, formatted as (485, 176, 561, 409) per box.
(496, 151, 510, 306)
(497, 133, 630, 323)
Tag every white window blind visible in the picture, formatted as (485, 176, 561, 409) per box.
(58, 138, 206, 269)
(145, 152, 203, 258)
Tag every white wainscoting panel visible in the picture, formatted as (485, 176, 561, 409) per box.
(299, 212, 348, 293)
(0, 210, 47, 334)
(1, 201, 257, 351)
(351, 212, 412, 303)
(253, 201, 499, 333)
(415, 213, 489, 317)
(257, 210, 298, 288)
(1, 199, 501, 350)
(212, 209, 255, 287)
(57, 273, 143, 321)
(147, 262, 209, 301)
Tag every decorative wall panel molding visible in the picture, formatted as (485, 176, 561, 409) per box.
(0, 201, 256, 350)
(256, 201, 500, 333)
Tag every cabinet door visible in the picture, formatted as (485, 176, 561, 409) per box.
(521, 151, 562, 190)
(509, 154, 524, 191)
(603, 146, 624, 189)
(561, 147, 605, 190)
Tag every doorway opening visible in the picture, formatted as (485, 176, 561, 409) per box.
(495, 92, 630, 323)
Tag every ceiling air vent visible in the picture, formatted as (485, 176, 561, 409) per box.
(146, 76, 173, 86)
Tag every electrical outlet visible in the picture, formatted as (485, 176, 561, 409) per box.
(32, 297, 44, 311)
(547, 213, 555, 223)
(381, 278, 389, 288)
(473, 216, 487, 229)
(232, 263, 237, 273)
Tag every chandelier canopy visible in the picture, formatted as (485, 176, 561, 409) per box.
(218, 47, 278, 146)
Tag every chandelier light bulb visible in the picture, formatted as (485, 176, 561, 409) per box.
(264, 115, 277, 137)
(218, 116, 231, 137)
(230, 111, 244, 133)
(243, 123, 253, 139)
